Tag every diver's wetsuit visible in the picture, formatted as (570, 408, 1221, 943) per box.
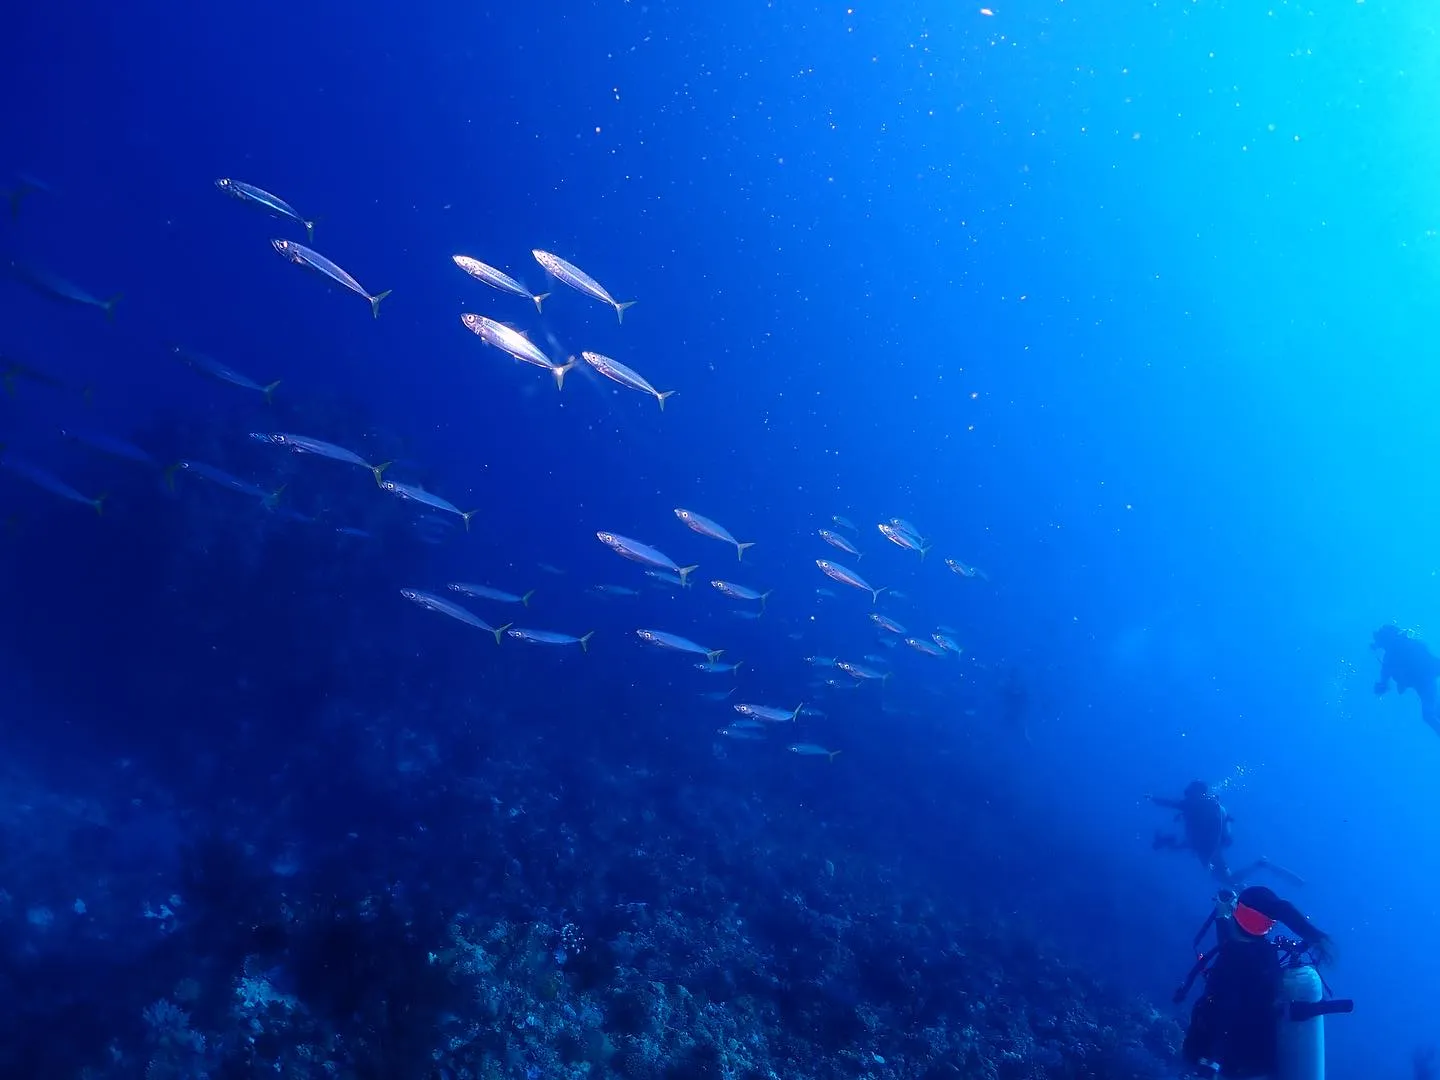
(1178, 887, 1338, 1079)
(1152, 788, 1234, 882)
(1373, 627, 1440, 736)
(1182, 928, 1283, 1077)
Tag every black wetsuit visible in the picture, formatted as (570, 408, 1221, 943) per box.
(1182, 920, 1282, 1078)
(1374, 631, 1440, 735)
(1154, 793, 1233, 880)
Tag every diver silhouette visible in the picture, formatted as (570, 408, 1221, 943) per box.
(1371, 625, 1440, 737)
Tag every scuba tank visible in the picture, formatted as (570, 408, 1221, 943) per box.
(1276, 964, 1324, 1080)
(1271, 940, 1352, 1080)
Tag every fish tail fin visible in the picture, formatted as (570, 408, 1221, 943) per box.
(102, 294, 122, 321)
(262, 379, 282, 404)
(827, 750, 842, 764)
(871, 586, 888, 606)
(263, 484, 287, 511)
(579, 631, 595, 653)
(371, 461, 393, 487)
(919, 544, 931, 561)
(493, 622, 513, 645)
(521, 589, 535, 608)
(532, 292, 551, 314)
(707, 649, 725, 664)
(461, 509, 480, 532)
(736, 541, 755, 560)
(856, 551, 863, 561)
(162, 463, 181, 492)
(91, 492, 109, 516)
(553, 360, 575, 391)
(615, 300, 637, 324)
(678, 564, 699, 588)
(304, 220, 316, 244)
(792, 702, 804, 722)
(732, 661, 744, 677)
(369, 289, 393, 319)
(657, 390, 677, 412)
(759, 590, 772, 613)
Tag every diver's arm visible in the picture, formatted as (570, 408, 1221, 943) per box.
(1375, 657, 1393, 695)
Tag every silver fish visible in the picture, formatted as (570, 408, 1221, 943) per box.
(448, 583, 535, 607)
(836, 661, 889, 683)
(718, 726, 765, 741)
(3, 173, 49, 218)
(590, 584, 640, 597)
(789, 744, 841, 762)
(401, 588, 509, 643)
(1, 358, 78, 399)
(711, 580, 771, 610)
(581, 351, 675, 411)
(174, 346, 281, 402)
(879, 522, 928, 557)
(870, 613, 905, 635)
(11, 262, 120, 320)
(163, 460, 283, 508)
(932, 632, 963, 654)
(532, 250, 635, 323)
(946, 558, 989, 581)
(250, 432, 390, 486)
(61, 429, 154, 466)
(675, 509, 753, 559)
(1, 453, 106, 513)
(460, 313, 573, 389)
(819, 529, 861, 557)
(379, 478, 478, 530)
(271, 240, 391, 318)
(506, 628, 595, 652)
(815, 559, 885, 604)
(216, 179, 314, 242)
(831, 515, 857, 532)
(695, 660, 745, 675)
(636, 629, 723, 663)
(452, 255, 548, 313)
(734, 702, 804, 723)
(596, 531, 698, 585)
(905, 637, 946, 657)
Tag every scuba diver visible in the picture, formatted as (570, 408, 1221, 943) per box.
(1147, 782, 1303, 888)
(1173, 885, 1351, 1078)
(1371, 624, 1440, 736)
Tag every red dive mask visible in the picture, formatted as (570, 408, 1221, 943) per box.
(1234, 902, 1276, 937)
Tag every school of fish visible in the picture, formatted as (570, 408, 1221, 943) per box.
(2, 175, 997, 764)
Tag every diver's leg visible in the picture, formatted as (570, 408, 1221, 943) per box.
(1421, 683, 1440, 736)
(1232, 856, 1306, 887)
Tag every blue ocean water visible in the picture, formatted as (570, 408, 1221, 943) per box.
(2, 0, 1435, 1077)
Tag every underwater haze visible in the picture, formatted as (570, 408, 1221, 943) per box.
(1, 0, 1433, 1077)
